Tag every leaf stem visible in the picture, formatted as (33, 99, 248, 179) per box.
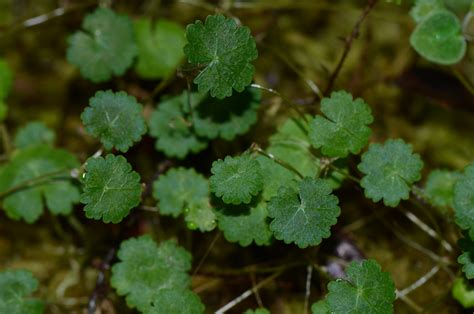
(323, 0, 378, 95)
(192, 231, 220, 277)
(215, 269, 284, 313)
(250, 83, 309, 124)
(251, 143, 305, 179)
(326, 162, 361, 183)
(0, 168, 76, 199)
(401, 208, 453, 252)
(396, 264, 441, 299)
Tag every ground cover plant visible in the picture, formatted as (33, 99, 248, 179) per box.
(0, 0, 473, 313)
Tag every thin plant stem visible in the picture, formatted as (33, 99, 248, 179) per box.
(251, 143, 304, 179)
(327, 163, 360, 183)
(250, 272, 264, 308)
(324, 0, 378, 95)
(192, 232, 220, 277)
(67, 216, 86, 239)
(397, 265, 441, 299)
(303, 264, 313, 314)
(250, 83, 309, 124)
(269, 47, 323, 100)
(401, 209, 453, 252)
(398, 295, 423, 313)
(215, 270, 284, 314)
(0, 169, 75, 199)
(0, 1, 98, 37)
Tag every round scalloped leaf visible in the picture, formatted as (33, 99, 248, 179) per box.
(111, 236, 193, 313)
(268, 177, 340, 248)
(424, 169, 461, 209)
(0, 58, 13, 100)
(184, 14, 258, 99)
(410, 0, 444, 23)
(454, 164, 474, 239)
(0, 145, 80, 223)
(458, 236, 474, 280)
(358, 139, 423, 207)
(0, 269, 44, 314)
(80, 154, 141, 223)
(14, 121, 55, 149)
(81, 90, 146, 152)
(217, 201, 272, 247)
(309, 91, 373, 158)
(147, 289, 204, 314)
(210, 154, 263, 205)
(193, 87, 260, 140)
(66, 8, 137, 82)
(134, 18, 186, 79)
(148, 92, 208, 159)
(410, 9, 466, 65)
(327, 260, 396, 314)
(153, 167, 209, 217)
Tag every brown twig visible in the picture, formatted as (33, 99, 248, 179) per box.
(87, 247, 117, 314)
(323, 0, 378, 95)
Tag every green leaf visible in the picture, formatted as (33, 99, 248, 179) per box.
(184, 14, 258, 99)
(454, 163, 474, 239)
(257, 117, 317, 200)
(14, 121, 56, 149)
(111, 236, 203, 313)
(81, 90, 147, 152)
(153, 168, 209, 217)
(148, 92, 208, 159)
(458, 236, 474, 280)
(217, 201, 273, 246)
(152, 167, 216, 232)
(268, 177, 340, 248)
(0, 58, 13, 100)
(327, 259, 396, 314)
(410, 0, 445, 23)
(0, 269, 44, 314)
(423, 169, 461, 209)
(80, 154, 141, 223)
(311, 300, 330, 314)
(267, 116, 318, 178)
(146, 289, 204, 314)
(257, 117, 347, 201)
(184, 199, 216, 232)
(210, 154, 263, 205)
(309, 91, 373, 158)
(243, 309, 270, 314)
(452, 278, 474, 309)
(193, 87, 260, 140)
(66, 8, 137, 82)
(134, 18, 186, 79)
(410, 9, 466, 65)
(358, 139, 423, 207)
(0, 145, 80, 223)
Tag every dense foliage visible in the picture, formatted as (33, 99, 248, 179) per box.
(0, 0, 473, 313)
